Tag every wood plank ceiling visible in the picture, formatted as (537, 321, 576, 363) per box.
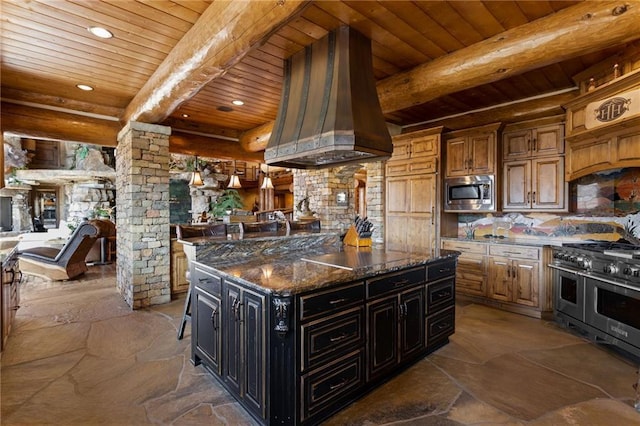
(1, 0, 639, 160)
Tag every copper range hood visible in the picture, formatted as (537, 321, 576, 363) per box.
(264, 26, 392, 169)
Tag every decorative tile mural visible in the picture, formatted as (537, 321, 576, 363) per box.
(457, 168, 640, 244)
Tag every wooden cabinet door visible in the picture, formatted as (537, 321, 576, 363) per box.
(390, 140, 411, 160)
(531, 156, 565, 210)
(399, 287, 425, 363)
(503, 129, 532, 160)
(488, 257, 511, 302)
(385, 177, 409, 252)
(445, 137, 468, 177)
(194, 288, 222, 374)
(455, 254, 486, 296)
(410, 135, 439, 158)
(503, 160, 531, 210)
(242, 289, 266, 419)
(533, 124, 564, 156)
(170, 241, 189, 294)
(513, 260, 539, 307)
(468, 133, 495, 174)
(367, 295, 398, 381)
(224, 283, 243, 397)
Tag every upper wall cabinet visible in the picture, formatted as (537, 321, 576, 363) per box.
(389, 127, 442, 161)
(444, 123, 500, 178)
(503, 123, 564, 161)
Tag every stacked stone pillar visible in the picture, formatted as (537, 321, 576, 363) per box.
(116, 122, 171, 309)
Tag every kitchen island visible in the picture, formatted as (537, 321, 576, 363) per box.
(190, 243, 459, 425)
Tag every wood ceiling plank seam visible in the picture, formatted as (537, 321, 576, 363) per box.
(417, 1, 485, 47)
(237, 56, 284, 79)
(371, 56, 402, 79)
(1, 4, 178, 55)
(204, 75, 282, 95)
(256, 38, 301, 60)
(207, 71, 282, 92)
(393, 1, 465, 54)
(516, 68, 558, 95)
(160, 118, 242, 138)
(448, 1, 507, 39)
(0, 71, 132, 108)
(515, 0, 556, 21)
(319, 0, 430, 63)
(0, 37, 160, 75)
(80, 0, 195, 33)
(207, 81, 282, 103)
(1, 16, 170, 64)
(275, 24, 323, 48)
(341, 0, 443, 60)
(264, 32, 307, 57)
(286, 15, 331, 40)
(299, 3, 345, 31)
(1, 40, 157, 83)
(59, 0, 188, 43)
(247, 49, 286, 69)
(542, 62, 575, 88)
(135, 0, 205, 24)
(173, 0, 214, 15)
(481, 1, 530, 29)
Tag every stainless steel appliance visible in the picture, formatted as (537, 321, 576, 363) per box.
(550, 242, 640, 360)
(444, 175, 495, 212)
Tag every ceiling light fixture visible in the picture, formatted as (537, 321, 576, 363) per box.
(88, 26, 113, 39)
(76, 84, 94, 91)
(189, 156, 204, 186)
(227, 160, 242, 189)
(182, 113, 190, 118)
(232, 100, 244, 106)
(261, 164, 274, 190)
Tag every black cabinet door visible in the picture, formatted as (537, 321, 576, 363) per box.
(242, 288, 266, 419)
(193, 288, 222, 373)
(399, 287, 425, 363)
(367, 295, 398, 381)
(224, 283, 242, 396)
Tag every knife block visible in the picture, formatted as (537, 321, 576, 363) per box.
(343, 225, 372, 247)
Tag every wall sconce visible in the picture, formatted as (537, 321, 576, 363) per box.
(227, 160, 242, 189)
(189, 155, 204, 186)
(261, 164, 274, 190)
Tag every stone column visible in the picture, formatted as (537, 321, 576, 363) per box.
(364, 162, 385, 244)
(116, 122, 171, 309)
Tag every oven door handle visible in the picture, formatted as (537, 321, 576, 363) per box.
(578, 272, 640, 292)
(548, 264, 580, 274)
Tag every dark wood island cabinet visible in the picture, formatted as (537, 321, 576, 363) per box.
(190, 246, 458, 425)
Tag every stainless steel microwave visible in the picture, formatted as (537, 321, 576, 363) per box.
(444, 175, 495, 212)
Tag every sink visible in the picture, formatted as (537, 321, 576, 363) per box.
(301, 250, 411, 271)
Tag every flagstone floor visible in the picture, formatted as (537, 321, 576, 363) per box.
(2, 264, 639, 425)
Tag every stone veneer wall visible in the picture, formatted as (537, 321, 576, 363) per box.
(293, 161, 386, 239)
(116, 122, 171, 309)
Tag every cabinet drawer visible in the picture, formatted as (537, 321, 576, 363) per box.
(426, 306, 455, 348)
(442, 240, 487, 254)
(301, 350, 364, 422)
(300, 282, 364, 321)
(427, 259, 456, 282)
(192, 266, 222, 296)
(367, 267, 425, 299)
(488, 245, 539, 260)
(426, 278, 455, 314)
(301, 307, 364, 371)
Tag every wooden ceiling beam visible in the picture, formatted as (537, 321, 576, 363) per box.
(377, 1, 640, 112)
(122, 0, 309, 125)
(1, 103, 258, 161)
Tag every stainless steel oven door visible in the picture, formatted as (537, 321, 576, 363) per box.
(550, 264, 584, 321)
(584, 275, 640, 354)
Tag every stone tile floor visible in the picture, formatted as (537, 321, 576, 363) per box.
(2, 264, 640, 425)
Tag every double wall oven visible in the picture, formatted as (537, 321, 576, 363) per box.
(550, 242, 640, 360)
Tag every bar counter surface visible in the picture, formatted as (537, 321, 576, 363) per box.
(187, 228, 459, 425)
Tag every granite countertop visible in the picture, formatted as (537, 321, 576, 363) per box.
(178, 229, 341, 246)
(0, 239, 20, 265)
(194, 245, 459, 296)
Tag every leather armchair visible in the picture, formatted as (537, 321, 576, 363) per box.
(18, 219, 115, 281)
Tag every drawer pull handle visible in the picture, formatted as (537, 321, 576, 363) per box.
(393, 279, 409, 287)
(329, 378, 348, 390)
(328, 298, 346, 305)
(438, 268, 451, 273)
(211, 307, 219, 330)
(436, 323, 450, 330)
(436, 291, 451, 298)
(330, 333, 351, 342)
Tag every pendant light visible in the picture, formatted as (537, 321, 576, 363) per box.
(261, 164, 274, 190)
(227, 160, 242, 189)
(189, 156, 204, 186)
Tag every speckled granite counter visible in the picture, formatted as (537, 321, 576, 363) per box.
(441, 236, 563, 247)
(193, 245, 459, 296)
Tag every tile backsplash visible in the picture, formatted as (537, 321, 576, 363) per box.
(457, 168, 640, 244)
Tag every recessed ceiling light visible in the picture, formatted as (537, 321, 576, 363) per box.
(217, 105, 233, 112)
(232, 100, 244, 106)
(88, 26, 113, 39)
(182, 113, 190, 118)
(76, 84, 94, 91)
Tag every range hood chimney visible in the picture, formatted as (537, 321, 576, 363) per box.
(265, 26, 392, 169)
